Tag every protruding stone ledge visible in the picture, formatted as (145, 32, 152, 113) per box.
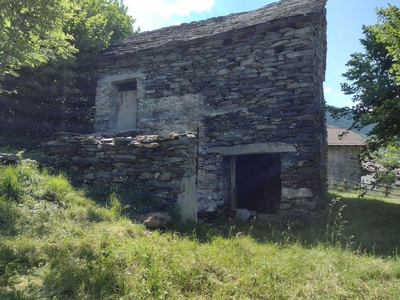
(207, 142, 297, 155)
(0, 153, 18, 165)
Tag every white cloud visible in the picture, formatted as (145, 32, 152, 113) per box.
(324, 87, 332, 93)
(125, 0, 215, 31)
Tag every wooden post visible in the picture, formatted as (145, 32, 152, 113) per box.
(231, 156, 237, 209)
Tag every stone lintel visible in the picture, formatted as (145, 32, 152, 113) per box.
(207, 142, 296, 155)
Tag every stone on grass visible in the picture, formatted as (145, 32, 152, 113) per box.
(143, 212, 171, 229)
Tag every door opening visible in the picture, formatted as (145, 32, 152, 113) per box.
(234, 153, 281, 214)
(114, 79, 138, 131)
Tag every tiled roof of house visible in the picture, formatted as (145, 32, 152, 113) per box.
(327, 128, 366, 146)
(101, 0, 327, 57)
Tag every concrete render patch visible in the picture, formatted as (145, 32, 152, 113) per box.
(207, 142, 297, 155)
(282, 187, 314, 199)
(176, 176, 198, 222)
(295, 199, 317, 211)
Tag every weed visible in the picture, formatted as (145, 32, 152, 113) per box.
(108, 193, 126, 218)
(325, 197, 350, 247)
(0, 195, 19, 235)
(1, 161, 400, 298)
(0, 166, 21, 200)
(43, 174, 73, 204)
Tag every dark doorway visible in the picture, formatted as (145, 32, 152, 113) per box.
(236, 153, 281, 214)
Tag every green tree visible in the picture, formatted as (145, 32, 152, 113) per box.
(328, 4, 400, 154)
(371, 145, 400, 170)
(375, 4, 400, 82)
(68, 0, 136, 55)
(0, 0, 75, 86)
(0, 0, 137, 136)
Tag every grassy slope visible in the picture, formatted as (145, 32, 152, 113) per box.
(1, 160, 400, 299)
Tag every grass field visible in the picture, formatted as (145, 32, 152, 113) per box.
(1, 159, 400, 299)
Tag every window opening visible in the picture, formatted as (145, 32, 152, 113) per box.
(115, 79, 137, 92)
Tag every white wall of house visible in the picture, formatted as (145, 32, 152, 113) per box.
(327, 146, 362, 183)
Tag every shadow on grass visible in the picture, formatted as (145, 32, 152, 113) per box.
(328, 191, 400, 256)
(165, 192, 400, 258)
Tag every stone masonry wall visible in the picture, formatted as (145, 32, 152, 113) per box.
(41, 132, 198, 221)
(95, 13, 327, 217)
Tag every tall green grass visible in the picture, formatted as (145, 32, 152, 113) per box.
(1, 160, 400, 299)
(326, 191, 400, 256)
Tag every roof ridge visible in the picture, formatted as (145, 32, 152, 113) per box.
(101, 0, 327, 57)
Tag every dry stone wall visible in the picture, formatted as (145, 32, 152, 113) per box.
(41, 132, 198, 221)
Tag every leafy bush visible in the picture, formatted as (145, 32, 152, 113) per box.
(374, 171, 396, 186)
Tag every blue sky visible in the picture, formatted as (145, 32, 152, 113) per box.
(123, 0, 391, 108)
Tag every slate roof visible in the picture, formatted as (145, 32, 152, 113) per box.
(101, 0, 327, 57)
(327, 128, 366, 146)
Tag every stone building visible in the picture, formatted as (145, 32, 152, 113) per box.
(327, 128, 366, 184)
(68, 0, 328, 221)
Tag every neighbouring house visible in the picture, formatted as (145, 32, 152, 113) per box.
(327, 128, 366, 185)
(43, 0, 328, 222)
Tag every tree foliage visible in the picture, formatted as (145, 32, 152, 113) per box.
(371, 145, 400, 170)
(328, 4, 400, 154)
(68, 0, 136, 55)
(0, 0, 137, 137)
(375, 4, 400, 83)
(0, 0, 75, 83)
